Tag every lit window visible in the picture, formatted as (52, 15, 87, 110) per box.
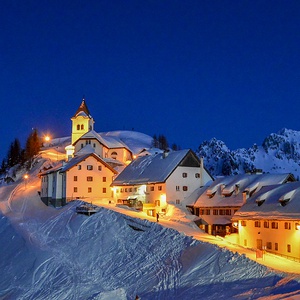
(87, 165, 93, 170)
(183, 186, 188, 191)
(155, 200, 160, 206)
(254, 221, 261, 228)
(182, 173, 187, 178)
(87, 176, 93, 181)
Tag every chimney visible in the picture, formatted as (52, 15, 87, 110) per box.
(242, 191, 249, 204)
(163, 150, 169, 159)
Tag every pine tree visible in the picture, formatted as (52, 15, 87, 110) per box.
(25, 128, 41, 169)
(7, 138, 22, 167)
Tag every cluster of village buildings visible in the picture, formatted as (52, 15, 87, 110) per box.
(39, 99, 300, 262)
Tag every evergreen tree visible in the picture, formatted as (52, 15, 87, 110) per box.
(25, 128, 41, 169)
(152, 134, 159, 148)
(7, 138, 22, 167)
(158, 134, 168, 150)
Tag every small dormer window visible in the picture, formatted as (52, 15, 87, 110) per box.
(81, 124, 84, 130)
(111, 151, 118, 159)
(77, 124, 80, 130)
(256, 199, 265, 206)
(279, 190, 295, 207)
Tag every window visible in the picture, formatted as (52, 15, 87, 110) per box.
(176, 199, 180, 204)
(78, 165, 81, 170)
(134, 188, 137, 192)
(81, 144, 83, 148)
(155, 200, 160, 206)
(158, 186, 162, 191)
(254, 221, 261, 228)
(87, 176, 93, 181)
(93, 143, 96, 148)
(284, 222, 291, 230)
(125, 188, 128, 192)
(120, 188, 123, 193)
(81, 124, 84, 130)
(111, 151, 118, 159)
(266, 242, 272, 250)
(219, 209, 225, 215)
(129, 188, 132, 192)
(213, 209, 218, 215)
(225, 209, 231, 215)
(200, 209, 205, 215)
(206, 209, 210, 215)
(241, 220, 246, 226)
(88, 187, 92, 193)
(183, 186, 188, 191)
(77, 124, 80, 130)
(287, 244, 291, 253)
(182, 173, 187, 178)
(74, 187, 78, 193)
(275, 243, 278, 251)
(176, 186, 180, 191)
(150, 186, 154, 191)
(264, 221, 269, 228)
(98, 166, 102, 171)
(87, 165, 93, 170)
(195, 173, 200, 178)
(103, 188, 106, 193)
(74, 176, 77, 181)
(103, 177, 106, 182)
(271, 222, 278, 229)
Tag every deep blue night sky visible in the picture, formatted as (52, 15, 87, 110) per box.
(1, 1, 300, 160)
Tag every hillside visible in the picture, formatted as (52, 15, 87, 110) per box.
(1, 152, 300, 299)
(196, 128, 300, 178)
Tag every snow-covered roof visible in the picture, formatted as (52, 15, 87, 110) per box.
(194, 173, 294, 208)
(112, 149, 198, 185)
(232, 181, 300, 220)
(60, 153, 117, 174)
(73, 130, 132, 153)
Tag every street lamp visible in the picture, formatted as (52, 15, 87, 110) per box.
(24, 174, 29, 189)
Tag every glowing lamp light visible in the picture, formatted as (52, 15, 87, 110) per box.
(232, 221, 238, 228)
(296, 223, 300, 230)
(24, 174, 29, 180)
(44, 135, 51, 142)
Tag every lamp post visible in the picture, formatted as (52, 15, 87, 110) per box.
(24, 174, 29, 189)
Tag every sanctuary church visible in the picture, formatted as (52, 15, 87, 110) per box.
(40, 98, 212, 214)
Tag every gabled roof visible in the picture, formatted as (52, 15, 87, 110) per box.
(60, 152, 117, 174)
(112, 149, 199, 186)
(194, 173, 294, 208)
(73, 130, 131, 152)
(72, 98, 92, 118)
(233, 181, 300, 220)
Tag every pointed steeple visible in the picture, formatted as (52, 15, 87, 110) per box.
(71, 97, 95, 144)
(73, 97, 91, 118)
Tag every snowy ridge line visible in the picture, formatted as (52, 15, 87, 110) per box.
(124, 216, 152, 232)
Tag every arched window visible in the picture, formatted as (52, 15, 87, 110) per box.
(81, 124, 84, 130)
(77, 124, 80, 130)
(111, 151, 118, 159)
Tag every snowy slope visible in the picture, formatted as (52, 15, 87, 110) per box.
(1, 155, 300, 299)
(197, 128, 300, 177)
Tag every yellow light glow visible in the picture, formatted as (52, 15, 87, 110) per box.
(44, 135, 51, 142)
(160, 193, 166, 205)
(24, 174, 29, 180)
(232, 221, 238, 228)
(296, 223, 300, 230)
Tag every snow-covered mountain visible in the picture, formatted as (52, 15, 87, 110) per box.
(196, 128, 300, 178)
